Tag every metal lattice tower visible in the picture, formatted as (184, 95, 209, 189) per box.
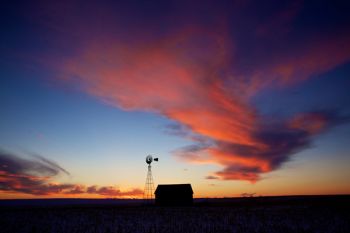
(144, 164, 155, 200)
(143, 155, 158, 201)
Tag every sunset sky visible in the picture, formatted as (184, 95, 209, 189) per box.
(1, 0, 350, 199)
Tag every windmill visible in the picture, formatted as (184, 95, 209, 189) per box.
(143, 155, 158, 201)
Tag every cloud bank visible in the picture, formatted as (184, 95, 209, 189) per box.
(0, 150, 142, 197)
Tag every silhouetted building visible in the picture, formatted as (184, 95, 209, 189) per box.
(155, 184, 193, 206)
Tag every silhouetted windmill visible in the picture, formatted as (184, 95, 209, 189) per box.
(143, 155, 158, 201)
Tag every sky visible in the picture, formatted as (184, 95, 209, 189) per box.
(1, 0, 350, 199)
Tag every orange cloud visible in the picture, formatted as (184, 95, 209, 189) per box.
(31, 1, 350, 183)
(51, 23, 350, 182)
(86, 186, 143, 197)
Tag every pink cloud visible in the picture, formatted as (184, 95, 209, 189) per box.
(35, 1, 350, 182)
(53, 25, 350, 182)
(87, 186, 143, 197)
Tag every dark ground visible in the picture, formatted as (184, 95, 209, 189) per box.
(0, 195, 349, 233)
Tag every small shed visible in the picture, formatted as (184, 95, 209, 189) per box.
(155, 184, 193, 206)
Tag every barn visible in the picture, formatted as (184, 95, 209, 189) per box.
(155, 184, 193, 206)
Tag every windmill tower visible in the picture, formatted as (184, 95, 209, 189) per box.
(144, 155, 158, 201)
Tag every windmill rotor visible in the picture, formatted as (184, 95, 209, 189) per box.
(146, 155, 158, 164)
(146, 155, 152, 164)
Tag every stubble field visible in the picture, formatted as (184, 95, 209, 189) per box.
(0, 196, 349, 233)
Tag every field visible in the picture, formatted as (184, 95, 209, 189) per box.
(0, 196, 349, 233)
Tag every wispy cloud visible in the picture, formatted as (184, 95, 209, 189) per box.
(86, 186, 143, 197)
(32, 154, 70, 176)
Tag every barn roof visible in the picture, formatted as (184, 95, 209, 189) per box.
(155, 184, 193, 195)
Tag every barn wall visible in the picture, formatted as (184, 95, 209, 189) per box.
(155, 194, 193, 206)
